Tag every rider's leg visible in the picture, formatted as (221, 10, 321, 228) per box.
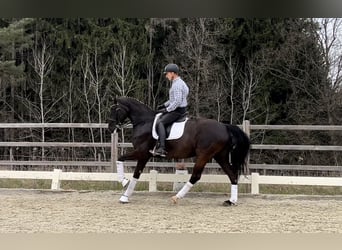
(156, 122, 166, 150)
(153, 112, 182, 156)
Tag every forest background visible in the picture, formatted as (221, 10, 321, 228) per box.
(0, 18, 341, 168)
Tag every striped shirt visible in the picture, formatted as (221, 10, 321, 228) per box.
(164, 77, 189, 112)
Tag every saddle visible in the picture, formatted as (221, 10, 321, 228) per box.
(152, 113, 188, 140)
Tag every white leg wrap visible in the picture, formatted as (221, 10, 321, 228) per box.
(119, 178, 138, 203)
(123, 177, 138, 198)
(176, 182, 193, 199)
(116, 161, 125, 182)
(230, 184, 238, 203)
(116, 161, 129, 187)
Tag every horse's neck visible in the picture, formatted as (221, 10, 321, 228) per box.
(126, 103, 154, 126)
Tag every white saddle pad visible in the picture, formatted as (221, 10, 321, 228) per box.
(152, 113, 188, 140)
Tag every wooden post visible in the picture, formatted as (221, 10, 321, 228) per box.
(173, 162, 188, 191)
(242, 120, 251, 175)
(97, 153, 101, 172)
(9, 147, 13, 170)
(251, 172, 259, 195)
(111, 132, 118, 173)
(149, 170, 158, 192)
(51, 169, 62, 190)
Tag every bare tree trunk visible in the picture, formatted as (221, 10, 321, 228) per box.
(32, 41, 54, 160)
(176, 18, 214, 118)
(88, 43, 107, 160)
(111, 43, 136, 97)
(316, 18, 342, 166)
(241, 58, 261, 122)
(316, 18, 342, 124)
(147, 18, 154, 107)
(223, 51, 237, 124)
(111, 41, 138, 152)
(67, 59, 76, 161)
(81, 52, 97, 160)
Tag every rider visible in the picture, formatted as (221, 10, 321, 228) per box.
(150, 63, 189, 157)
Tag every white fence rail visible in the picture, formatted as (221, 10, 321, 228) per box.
(1, 122, 342, 172)
(0, 169, 341, 194)
(0, 123, 119, 172)
(1, 122, 342, 194)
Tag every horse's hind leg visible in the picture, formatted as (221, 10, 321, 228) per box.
(171, 157, 207, 204)
(214, 154, 239, 206)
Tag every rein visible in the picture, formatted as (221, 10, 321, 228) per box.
(109, 105, 131, 130)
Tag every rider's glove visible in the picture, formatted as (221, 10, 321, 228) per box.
(157, 107, 167, 114)
(157, 104, 165, 110)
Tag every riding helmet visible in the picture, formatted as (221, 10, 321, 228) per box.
(163, 63, 179, 74)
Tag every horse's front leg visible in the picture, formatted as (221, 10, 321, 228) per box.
(116, 161, 129, 187)
(119, 157, 149, 203)
(116, 151, 140, 187)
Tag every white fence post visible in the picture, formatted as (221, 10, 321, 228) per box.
(242, 120, 251, 175)
(149, 170, 158, 192)
(111, 132, 118, 173)
(51, 169, 62, 190)
(173, 169, 188, 191)
(251, 172, 259, 195)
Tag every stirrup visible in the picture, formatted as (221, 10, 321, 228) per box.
(154, 148, 167, 157)
(149, 148, 157, 156)
(149, 145, 157, 156)
(149, 146, 167, 157)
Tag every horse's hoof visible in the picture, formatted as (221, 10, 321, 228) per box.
(121, 178, 130, 188)
(119, 195, 129, 203)
(171, 196, 179, 204)
(222, 200, 236, 206)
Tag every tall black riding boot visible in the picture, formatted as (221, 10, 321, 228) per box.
(155, 122, 167, 157)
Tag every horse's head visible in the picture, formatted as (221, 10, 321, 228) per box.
(107, 104, 129, 133)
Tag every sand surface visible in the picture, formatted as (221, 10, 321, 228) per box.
(1, 189, 341, 233)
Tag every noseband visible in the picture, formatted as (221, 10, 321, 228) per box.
(109, 105, 130, 130)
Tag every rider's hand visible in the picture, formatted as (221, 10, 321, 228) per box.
(157, 107, 167, 114)
(157, 104, 165, 110)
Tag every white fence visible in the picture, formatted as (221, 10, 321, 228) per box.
(1, 122, 342, 173)
(0, 123, 120, 172)
(0, 169, 342, 194)
(1, 122, 342, 194)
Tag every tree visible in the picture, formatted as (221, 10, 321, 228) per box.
(0, 18, 32, 121)
(316, 18, 342, 124)
(171, 18, 216, 117)
(144, 18, 179, 108)
(0, 18, 33, 161)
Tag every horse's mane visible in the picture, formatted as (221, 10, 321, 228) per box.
(117, 96, 154, 112)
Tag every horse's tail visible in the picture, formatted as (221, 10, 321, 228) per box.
(225, 124, 251, 175)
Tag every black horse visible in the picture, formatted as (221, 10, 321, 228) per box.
(108, 97, 250, 206)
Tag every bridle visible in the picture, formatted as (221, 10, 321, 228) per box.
(108, 105, 130, 131)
